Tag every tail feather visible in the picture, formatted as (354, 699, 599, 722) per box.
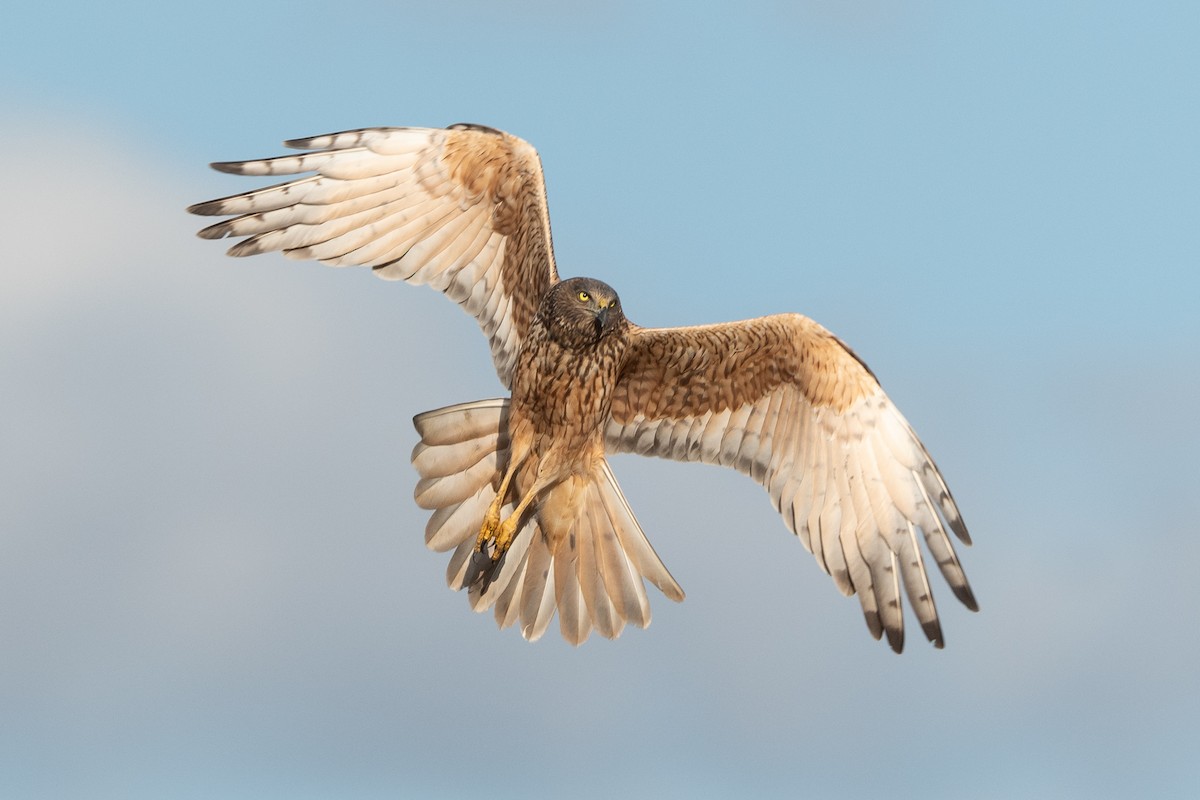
(576, 504, 623, 639)
(553, 540, 591, 645)
(414, 450, 500, 510)
(424, 482, 494, 552)
(596, 461, 686, 603)
(411, 398, 684, 644)
(413, 399, 510, 445)
(519, 529, 557, 641)
(412, 434, 502, 480)
(492, 535, 532, 630)
(586, 479, 651, 629)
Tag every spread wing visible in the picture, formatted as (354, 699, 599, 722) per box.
(188, 124, 559, 388)
(606, 313, 977, 652)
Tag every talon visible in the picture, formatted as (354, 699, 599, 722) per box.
(475, 502, 503, 554)
(491, 518, 519, 562)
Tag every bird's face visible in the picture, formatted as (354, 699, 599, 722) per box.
(544, 277, 626, 347)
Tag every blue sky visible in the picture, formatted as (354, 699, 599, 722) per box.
(2, 2, 1198, 797)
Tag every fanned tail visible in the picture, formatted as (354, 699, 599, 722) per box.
(412, 399, 684, 644)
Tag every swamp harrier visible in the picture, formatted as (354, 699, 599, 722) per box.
(189, 124, 977, 651)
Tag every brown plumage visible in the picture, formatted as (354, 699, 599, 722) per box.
(189, 123, 978, 650)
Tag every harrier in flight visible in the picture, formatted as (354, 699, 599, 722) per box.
(189, 124, 977, 651)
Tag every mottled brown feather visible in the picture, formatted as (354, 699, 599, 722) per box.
(611, 313, 877, 423)
(606, 312, 974, 651)
(440, 125, 558, 348)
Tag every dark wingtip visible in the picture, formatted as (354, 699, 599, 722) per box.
(194, 220, 232, 240)
(187, 199, 224, 217)
(226, 238, 264, 257)
(954, 584, 980, 613)
(886, 626, 905, 654)
(922, 621, 945, 649)
(210, 160, 247, 175)
(863, 610, 883, 641)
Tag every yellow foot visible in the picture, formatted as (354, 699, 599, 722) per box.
(491, 517, 520, 562)
(474, 504, 503, 554)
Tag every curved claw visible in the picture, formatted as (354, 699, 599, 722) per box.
(475, 503, 503, 553)
(491, 517, 520, 562)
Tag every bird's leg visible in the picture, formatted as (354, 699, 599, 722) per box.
(487, 480, 552, 562)
(475, 445, 528, 555)
(476, 477, 509, 548)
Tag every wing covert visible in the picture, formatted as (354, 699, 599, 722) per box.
(188, 124, 559, 388)
(606, 314, 977, 652)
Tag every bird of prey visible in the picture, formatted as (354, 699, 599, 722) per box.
(189, 123, 977, 651)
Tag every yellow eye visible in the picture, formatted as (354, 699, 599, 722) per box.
(577, 290, 590, 302)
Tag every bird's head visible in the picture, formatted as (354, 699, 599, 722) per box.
(542, 277, 626, 348)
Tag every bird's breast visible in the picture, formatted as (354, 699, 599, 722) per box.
(509, 326, 625, 456)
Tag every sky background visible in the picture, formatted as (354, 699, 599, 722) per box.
(3, 1, 1198, 798)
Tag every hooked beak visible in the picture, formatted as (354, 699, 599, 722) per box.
(595, 305, 610, 329)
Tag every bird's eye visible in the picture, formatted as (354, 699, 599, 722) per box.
(577, 291, 590, 302)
